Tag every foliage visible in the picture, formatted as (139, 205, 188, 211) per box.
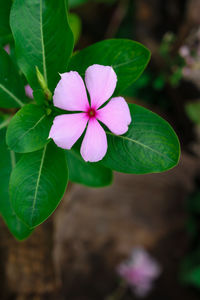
(185, 101, 200, 125)
(0, 0, 180, 239)
(180, 186, 200, 289)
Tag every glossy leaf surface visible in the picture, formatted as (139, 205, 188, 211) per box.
(0, 47, 25, 108)
(66, 149, 113, 187)
(102, 104, 180, 174)
(0, 121, 32, 240)
(6, 104, 53, 153)
(10, 0, 74, 91)
(10, 142, 68, 228)
(68, 39, 150, 94)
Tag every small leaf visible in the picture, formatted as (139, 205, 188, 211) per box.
(68, 39, 151, 94)
(10, 0, 74, 91)
(66, 149, 113, 187)
(180, 250, 200, 288)
(10, 142, 68, 228)
(68, 13, 81, 45)
(0, 122, 32, 240)
(101, 104, 180, 174)
(185, 101, 200, 125)
(6, 104, 53, 153)
(0, 47, 25, 108)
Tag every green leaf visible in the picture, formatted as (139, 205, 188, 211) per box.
(187, 191, 200, 214)
(33, 89, 46, 106)
(0, 121, 32, 240)
(0, 47, 25, 108)
(6, 104, 53, 153)
(9, 142, 68, 228)
(185, 101, 200, 125)
(68, 39, 151, 94)
(101, 104, 180, 174)
(68, 0, 88, 8)
(69, 13, 81, 45)
(10, 0, 74, 91)
(66, 149, 113, 187)
(0, 0, 12, 45)
(180, 249, 200, 288)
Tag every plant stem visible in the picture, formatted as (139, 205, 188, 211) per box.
(0, 116, 12, 130)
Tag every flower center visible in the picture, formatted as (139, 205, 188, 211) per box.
(87, 107, 96, 119)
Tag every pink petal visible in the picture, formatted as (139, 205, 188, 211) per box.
(49, 113, 88, 149)
(85, 64, 117, 109)
(53, 71, 89, 111)
(25, 84, 33, 99)
(4, 44, 10, 54)
(80, 119, 107, 162)
(97, 97, 131, 135)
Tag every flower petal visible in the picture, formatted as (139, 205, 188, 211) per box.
(97, 97, 131, 135)
(25, 84, 33, 99)
(49, 113, 88, 149)
(53, 71, 89, 111)
(80, 119, 107, 162)
(85, 64, 117, 109)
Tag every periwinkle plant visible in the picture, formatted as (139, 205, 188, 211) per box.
(0, 0, 180, 240)
(49, 65, 132, 162)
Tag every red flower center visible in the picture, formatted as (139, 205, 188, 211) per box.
(87, 107, 96, 119)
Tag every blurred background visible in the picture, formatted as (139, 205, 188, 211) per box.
(1, 0, 200, 299)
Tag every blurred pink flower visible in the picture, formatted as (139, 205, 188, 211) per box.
(182, 67, 192, 77)
(179, 46, 190, 58)
(25, 84, 33, 99)
(49, 64, 131, 162)
(117, 247, 161, 298)
(4, 44, 10, 55)
(185, 56, 195, 66)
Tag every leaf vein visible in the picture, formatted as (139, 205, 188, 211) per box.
(0, 84, 24, 107)
(30, 145, 47, 224)
(39, 0, 47, 85)
(11, 114, 46, 149)
(106, 131, 175, 164)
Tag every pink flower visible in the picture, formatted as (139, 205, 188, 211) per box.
(117, 247, 161, 297)
(49, 64, 131, 162)
(25, 84, 33, 99)
(182, 67, 191, 77)
(179, 45, 190, 58)
(4, 44, 10, 55)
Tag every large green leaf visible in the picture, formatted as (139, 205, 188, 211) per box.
(66, 149, 113, 187)
(10, 142, 68, 228)
(0, 0, 12, 45)
(10, 0, 74, 91)
(6, 104, 53, 153)
(0, 47, 25, 108)
(68, 39, 150, 94)
(0, 120, 32, 240)
(101, 104, 180, 174)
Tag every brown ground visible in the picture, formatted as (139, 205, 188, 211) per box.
(0, 151, 199, 300)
